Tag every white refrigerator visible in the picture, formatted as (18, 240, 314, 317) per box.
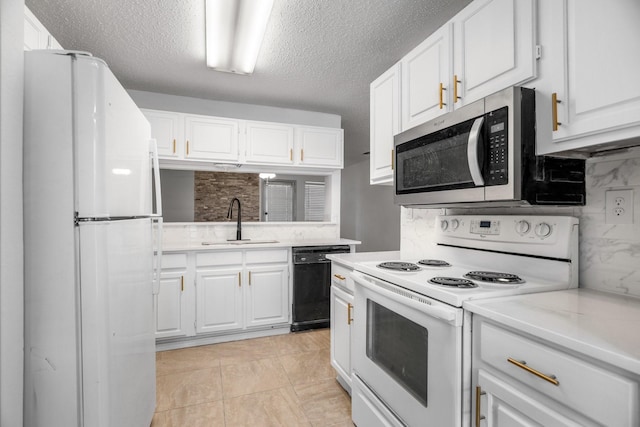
(23, 50, 162, 427)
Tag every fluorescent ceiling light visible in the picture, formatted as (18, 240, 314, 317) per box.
(259, 173, 276, 180)
(205, 0, 274, 75)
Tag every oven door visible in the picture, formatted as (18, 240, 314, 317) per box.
(352, 271, 463, 427)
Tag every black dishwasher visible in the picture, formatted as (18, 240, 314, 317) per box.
(291, 245, 351, 332)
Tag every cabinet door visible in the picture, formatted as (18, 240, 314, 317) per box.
(245, 121, 295, 164)
(196, 268, 243, 333)
(155, 271, 189, 339)
(330, 285, 353, 388)
(296, 127, 344, 168)
(401, 24, 452, 130)
(185, 115, 240, 161)
(370, 63, 401, 185)
(245, 264, 289, 328)
(24, 6, 49, 50)
(536, 0, 640, 154)
(142, 109, 182, 158)
(453, 0, 536, 107)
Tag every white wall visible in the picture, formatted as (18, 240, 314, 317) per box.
(128, 89, 341, 128)
(401, 146, 640, 298)
(341, 158, 400, 252)
(0, 0, 24, 425)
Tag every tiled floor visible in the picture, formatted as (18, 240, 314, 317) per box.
(152, 329, 353, 426)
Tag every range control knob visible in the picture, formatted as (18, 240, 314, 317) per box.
(440, 220, 449, 231)
(534, 222, 552, 238)
(516, 220, 531, 234)
(450, 219, 460, 230)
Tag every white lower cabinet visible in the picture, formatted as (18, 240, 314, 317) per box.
(245, 264, 290, 328)
(196, 267, 243, 334)
(330, 262, 355, 392)
(155, 253, 192, 339)
(472, 316, 640, 427)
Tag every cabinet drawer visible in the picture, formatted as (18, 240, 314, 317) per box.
(479, 322, 639, 426)
(331, 263, 353, 293)
(196, 251, 243, 267)
(245, 249, 288, 264)
(160, 253, 187, 269)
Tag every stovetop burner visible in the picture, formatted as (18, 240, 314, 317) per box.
(428, 277, 478, 288)
(463, 271, 524, 284)
(377, 261, 421, 272)
(418, 259, 451, 267)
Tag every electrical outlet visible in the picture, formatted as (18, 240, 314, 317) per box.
(605, 189, 634, 224)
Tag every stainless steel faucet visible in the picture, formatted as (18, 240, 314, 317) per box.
(227, 197, 242, 241)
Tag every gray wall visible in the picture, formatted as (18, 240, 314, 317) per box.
(160, 169, 195, 222)
(128, 90, 341, 128)
(341, 159, 400, 252)
(0, 0, 24, 424)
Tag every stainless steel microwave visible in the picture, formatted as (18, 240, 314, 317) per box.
(394, 86, 586, 207)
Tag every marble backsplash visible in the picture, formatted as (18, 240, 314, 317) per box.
(162, 221, 340, 247)
(401, 147, 640, 298)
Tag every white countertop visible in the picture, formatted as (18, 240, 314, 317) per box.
(464, 289, 640, 376)
(326, 251, 401, 269)
(162, 238, 361, 252)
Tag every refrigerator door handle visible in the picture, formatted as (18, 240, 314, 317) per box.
(153, 217, 163, 295)
(149, 138, 163, 217)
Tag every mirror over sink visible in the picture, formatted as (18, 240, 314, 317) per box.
(160, 169, 329, 223)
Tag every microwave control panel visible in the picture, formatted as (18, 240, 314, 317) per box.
(486, 107, 508, 185)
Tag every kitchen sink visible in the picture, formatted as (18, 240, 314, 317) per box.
(201, 239, 280, 245)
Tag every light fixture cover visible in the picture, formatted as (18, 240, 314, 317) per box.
(205, 0, 274, 75)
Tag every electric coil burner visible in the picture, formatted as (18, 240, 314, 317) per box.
(428, 277, 478, 288)
(463, 271, 524, 284)
(377, 261, 420, 272)
(418, 259, 451, 267)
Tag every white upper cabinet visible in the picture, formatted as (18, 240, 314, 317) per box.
(534, 0, 640, 156)
(184, 115, 240, 162)
(401, 25, 453, 130)
(295, 126, 344, 168)
(452, 0, 536, 107)
(143, 109, 183, 158)
(24, 6, 63, 51)
(244, 121, 295, 164)
(370, 62, 401, 185)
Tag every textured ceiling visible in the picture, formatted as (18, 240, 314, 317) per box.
(26, 0, 471, 166)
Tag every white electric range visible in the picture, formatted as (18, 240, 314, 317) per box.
(350, 215, 579, 427)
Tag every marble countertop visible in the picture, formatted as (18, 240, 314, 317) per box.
(326, 250, 401, 269)
(162, 238, 361, 252)
(464, 289, 640, 376)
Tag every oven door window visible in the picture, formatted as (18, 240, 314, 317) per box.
(396, 117, 482, 194)
(366, 299, 428, 407)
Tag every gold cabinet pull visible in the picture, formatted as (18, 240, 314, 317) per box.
(507, 357, 559, 386)
(552, 92, 562, 131)
(391, 149, 394, 170)
(475, 386, 486, 427)
(301, 149, 304, 162)
(289, 148, 293, 161)
(181, 276, 184, 292)
(172, 138, 176, 153)
(186, 140, 190, 155)
(347, 303, 353, 325)
(439, 82, 446, 109)
(249, 271, 252, 286)
(333, 274, 346, 280)
(454, 75, 461, 103)
(238, 272, 241, 287)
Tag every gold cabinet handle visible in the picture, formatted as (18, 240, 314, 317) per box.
(172, 138, 176, 153)
(475, 386, 486, 427)
(439, 82, 446, 109)
(301, 149, 304, 162)
(507, 357, 560, 386)
(181, 276, 184, 292)
(333, 274, 346, 280)
(454, 75, 461, 103)
(249, 271, 252, 286)
(391, 149, 394, 170)
(347, 303, 353, 325)
(552, 92, 562, 131)
(238, 272, 241, 287)
(289, 148, 293, 161)
(186, 140, 190, 155)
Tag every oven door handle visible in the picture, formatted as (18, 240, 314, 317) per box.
(467, 116, 485, 186)
(351, 271, 462, 327)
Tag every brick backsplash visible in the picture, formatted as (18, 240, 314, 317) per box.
(194, 171, 260, 222)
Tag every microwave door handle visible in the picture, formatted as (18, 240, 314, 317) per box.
(467, 117, 485, 186)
